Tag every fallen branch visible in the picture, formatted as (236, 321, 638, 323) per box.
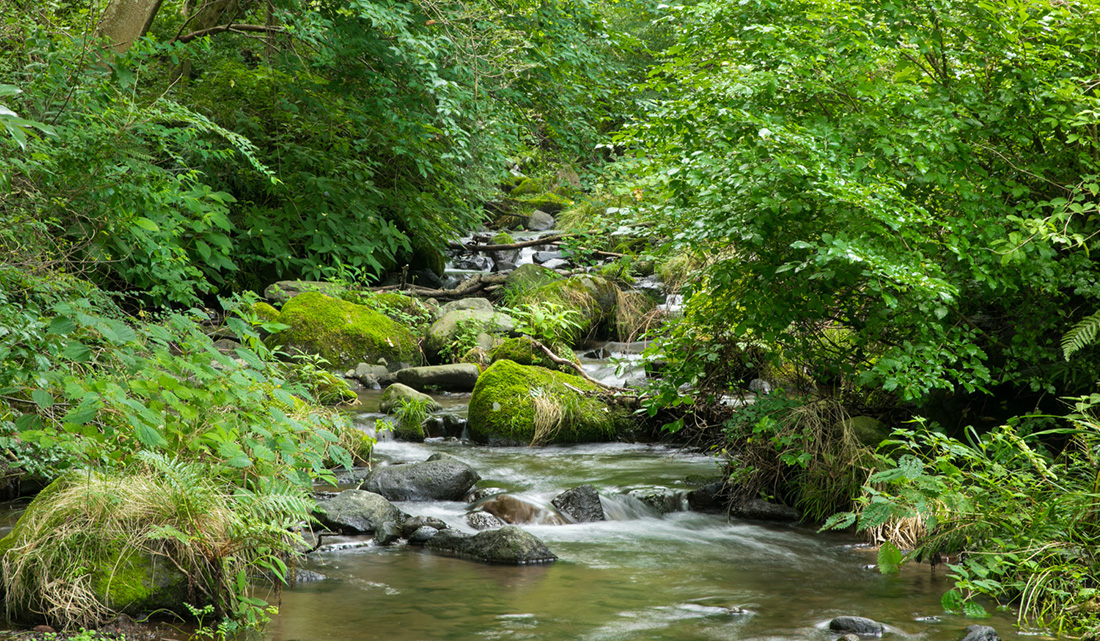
(532, 340, 630, 394)
(369, 273, 507, 299)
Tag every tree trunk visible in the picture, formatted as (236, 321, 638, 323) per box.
(96, 0, 164, 53)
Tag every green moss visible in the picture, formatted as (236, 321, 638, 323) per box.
(273, 292, 421, 370)
(252, 301, 281, 323)
(510, 274, 619, 345)
(516, 192, 571, 214)
(313, 370, 358, 405)
(503, 264, 560, 299)
(489, 336, 578, 372)
(509, 177, 548, 196)
(490, 231, 516, 245)
(467, 360, 629, 445)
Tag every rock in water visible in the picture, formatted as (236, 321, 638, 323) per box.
(467, 511, 506, 530)
(527, 210, 556, 231)
(424, 525, 557, 564)
(379, 383, 441, 413)
(960, 626, 1000, 641)
(313, 490, 406, 534)
(828, 616, 884, 637)
(394, 364, 481, 392)
(361, 460, 481, 501)
(552, 485, 605, 522)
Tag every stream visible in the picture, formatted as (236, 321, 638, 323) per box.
(265, 382, 1032, 641)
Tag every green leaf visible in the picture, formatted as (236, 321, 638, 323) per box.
(877, 541, 904, 574)
(31, 389, 54, 409)
(132, 217, 160, 232)
(134, 423, 169, 448)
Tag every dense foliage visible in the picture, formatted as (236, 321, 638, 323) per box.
(620, 0, 1100, 403)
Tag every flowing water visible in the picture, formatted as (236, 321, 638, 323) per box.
(266, 395, 1033, 641)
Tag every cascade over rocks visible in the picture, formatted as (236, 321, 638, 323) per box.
(313, 490, 407, 534)
(361, 460, 481, 501)
(552, 485, 605, 523)
(424, 525, 558, 564)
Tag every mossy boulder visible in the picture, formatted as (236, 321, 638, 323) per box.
(273, 292, 421, 370)
(425, 308, 515, 364)
(0, 473, 200, 627)
(516, 192, 571, 214)
(467, 360, 630, 445)
(252, 301, 281, 323)
(345, 291, 434, 329)
(263, 279, 347, 305)
(509, 176, 549, 197)
(504, 264, 560, 294)
(489, 336, 579, 373)
(380, 383, 441, 413)
(510, 274, 620, 346)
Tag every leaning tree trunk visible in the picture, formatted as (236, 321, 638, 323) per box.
(96, 0, 165, 53)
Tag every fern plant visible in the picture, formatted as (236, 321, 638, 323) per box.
(1062, 310, 1100, 360)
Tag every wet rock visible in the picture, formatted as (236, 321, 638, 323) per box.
(533, 251, 564, 264)
(828, 616, 884, 637)
(394, 364, 481, 392)
(362, 460, 480, 501)
(527, 210, 556, 231)
(289, 568, 327, 584)
(552, 485, 605, 523)
(424, 414, 467, 438)
(687, 482, 725, 513)
(348, 362, 389, 388)
(730, 499, 802, 522)
(401, 515, 450, 538)
(628, 487, 685, 514)
(373, 520, 403, 546)
(407, 526, 441, 545)
(540, 259, 571, 270)
(475, 494, 565, 525)
(450, 254, 494, 272)
(379, 383, 441, 413)
(313, 490, 407, 534)
(960, 626, 999, 641)
(837, 635, 861, 641)
(467, 511, 507, 530)
(424, 525, 557, 564)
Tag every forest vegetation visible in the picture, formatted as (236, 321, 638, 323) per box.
(3, 0, 1100, 636)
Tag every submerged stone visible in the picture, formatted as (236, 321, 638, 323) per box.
(313, 489, 407, 534)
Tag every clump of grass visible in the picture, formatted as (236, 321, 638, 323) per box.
(529, 388, 565, 446)
(613, 290, 660, 341)
(2, 454, 310, 630)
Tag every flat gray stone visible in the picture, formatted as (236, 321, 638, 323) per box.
(828, 616, 884, 637)
(394, 364, 481, 392)
(313, 490, 406, 534)
(424, 525, 557, 564)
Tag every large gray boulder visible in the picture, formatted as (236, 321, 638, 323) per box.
(394, 364, 481, 392)
(828, 616, 884, 637)
(424, 525, 557, 564)
(437, 297, 495, 317)
(526, 210, 555, 231)
(379, 383, 441, 413)
(361, 460, 481, 501)
(552, 485, 605, 523)
(425, 308, 515, 363)
(313, 490, 407, 534)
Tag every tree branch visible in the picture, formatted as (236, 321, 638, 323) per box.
(175, 23, 285, 43)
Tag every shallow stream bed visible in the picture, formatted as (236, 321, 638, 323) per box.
(267, 420, 1032, 641)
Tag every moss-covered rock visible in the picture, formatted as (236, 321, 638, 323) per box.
(263, 280, 347, 305)
(252, 301, 281, 323)
(467, 360, 630, 445)
(490, 231, 515, 245)
(380, 382, 441, 413)
(503, 264, 560, 295)
(488, 336, 579, 373)
(425, 308, 515, 364)
(510, 274, 620, 346)
(509, 176, 549, 197)
(273, 292, 421, 370)
(517, 192, 571, 214)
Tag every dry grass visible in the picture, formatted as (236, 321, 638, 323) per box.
(614, 290, 662, 341)
(529, 389, 565, 446)
(2, 458, 307, 629)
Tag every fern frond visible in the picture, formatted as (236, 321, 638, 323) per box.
(1062, 310, 1100, 360)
